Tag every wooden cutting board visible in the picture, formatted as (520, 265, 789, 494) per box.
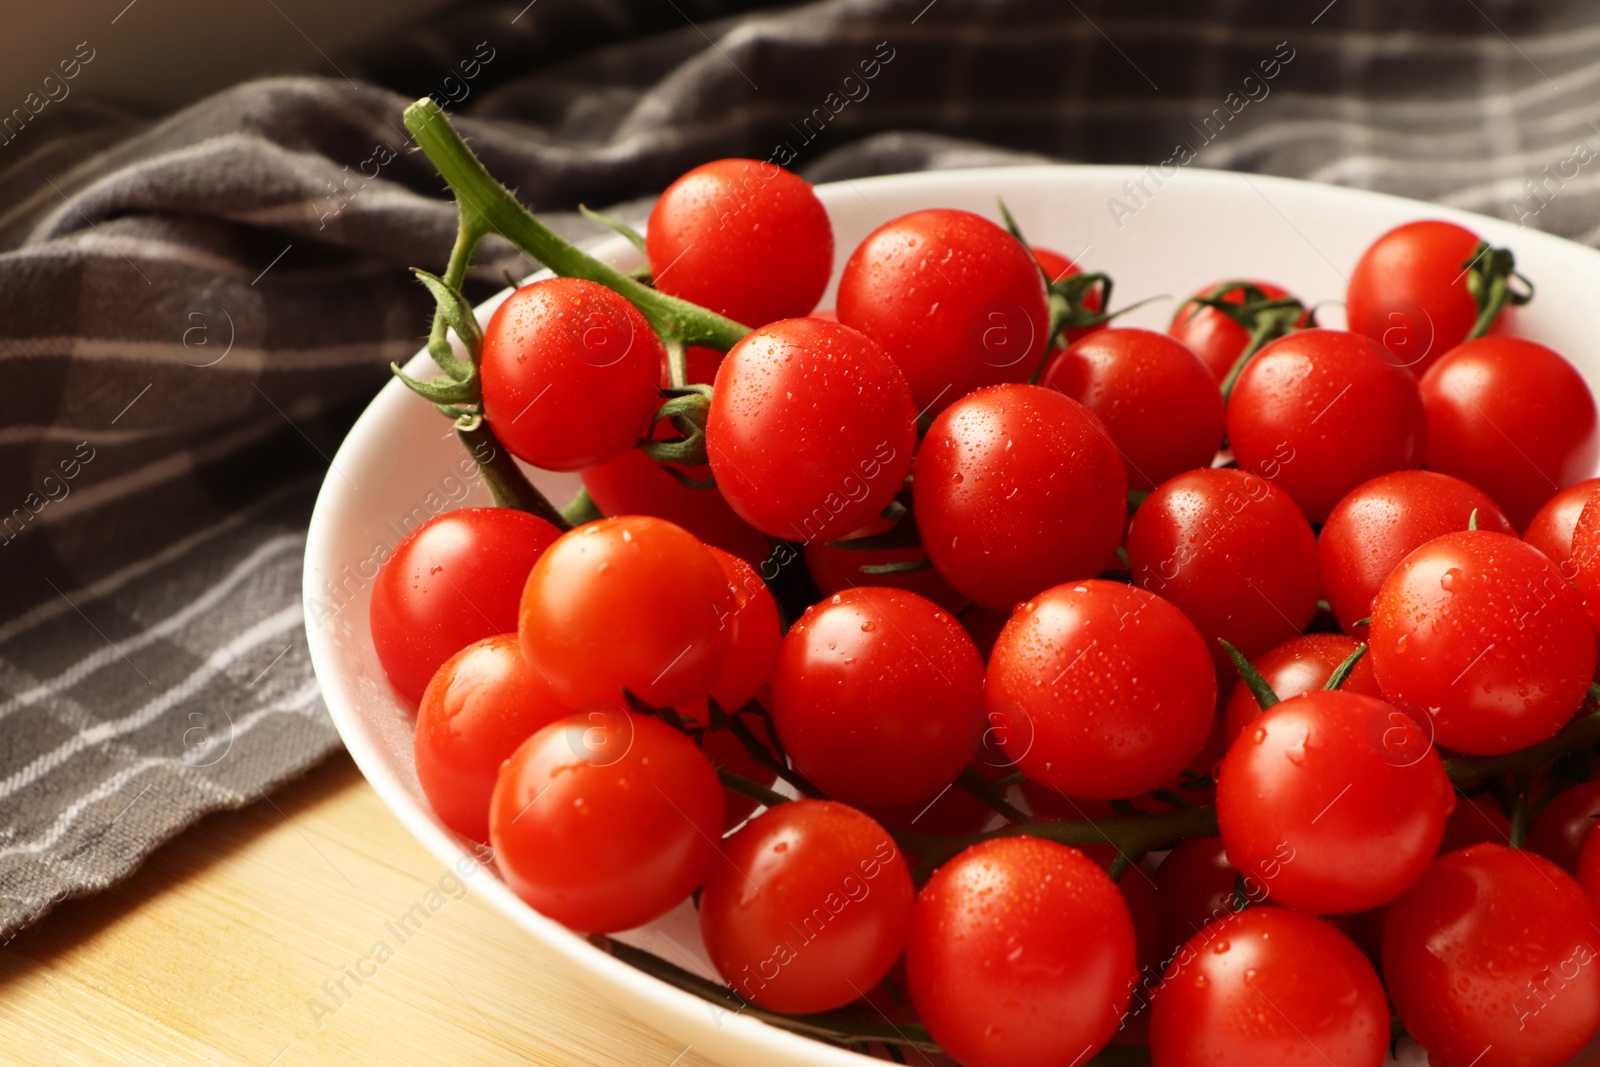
(0, 752, 718, 1067)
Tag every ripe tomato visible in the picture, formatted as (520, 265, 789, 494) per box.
(1152, 835, 1240, 956)
(987, 580, 1216, 799)
(1038, 327, 1224, 491)
(1226, 328, 1427, 522)
(698, 800, 912, 1014)
(1032, 246, 1103, 346)
(580, 454, 770, 568)
(1318, 470, 1514, 636)
(1384, 844, 1600, 1067)
(1168, 279, 1295, 382)
(518, 516, 733, 708)
(917, 384, 1127, 611)
(371, 507, 561, 704)
(837, 208, 1050, 414)
(415, 634, 572, 841)
(1420, 337, 1599, 529)
(1570, 487, 1600, 630)
(1578, 823, 1600, 915)
(1437, 793, 1512, 854)
(489, 709, 722, 932)
(1369, 530, 1594, 755)
(906, 837, 1137, 1067)
(703, 546, 780, 712)
(1217, 689, 1453, 914)
(706, 318, 916, 543)
(1346, 219, 1507, 374)
(802, 516, 969, 613)
(1525, 477, 1600, 574)
(645, 159, 832, 328)
(1126, 468, 1320, 670)
(1150, 908, 1389, 1067)
(1220, 633, 1381, 746)
(1527, 780, 1600, 873)
(479, 277, 664, 471)
(768, 587, 984, 806)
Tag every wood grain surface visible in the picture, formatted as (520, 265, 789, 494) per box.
(0, 752, 718, 1067)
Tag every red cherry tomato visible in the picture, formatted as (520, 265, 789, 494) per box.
(1346, 219, 1502, 375)
(1039, 327, 1224, 491)
(1152, 835, 1241, 957)
(917, 384, 1127, 611)
(706, 318, 916, 542)
(1032, 246, 1103, 346)
(1126, 468, 1320, 670)
(987, 580, 1216, 799)
(769, 587, 984, 806)
(415, 634, 572, 841)
(371, 507, 560, 703)
(837, 208, 1050, 415)
(1369, 530, 1594, 755)
(518, 516, 732, 708)
(1570, 487, 1600, 630)
(1578, 823, 1600, 914)
(703, 546, 780, 713)
(699, 800, 912, 1014)
(1220, 633, 1381, 746)
(1151, 908, 1389, 1067)
(1217, 689, 1454, 914)
(1168, 279, 1295, 382)
(802, 516, 969, 614)
(479, 277, 664, 471)
(1318, 470, 1514, 636)
(1437, 793, 1512, 854)
(489, 709, 722, 932)
(581, 452, 770, 567)
(906, 837, 1137, 1067)
(1420, 336, 1599, 529)
(1226, 328, 1427, 522)
(645, 159, 832, 328)
(1526, 477, 1600, 575)
(1527, 780, 1600, 873)
(1384, 844, 1600, 1067)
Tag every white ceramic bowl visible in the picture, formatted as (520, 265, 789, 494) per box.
(304, 165, 1600, 1067)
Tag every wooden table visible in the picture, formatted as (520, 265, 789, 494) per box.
(0, 753, 717, 1067)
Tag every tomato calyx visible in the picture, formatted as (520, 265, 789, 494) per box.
(1462, 241, 1534, 339)
(1322, 642, 1370, 691)
(640, 386, 713, 470)
(1181, 281, 1309, 400)
(1219, 638, 1282, 710)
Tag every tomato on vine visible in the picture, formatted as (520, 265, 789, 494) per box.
(1168, 279, 1298, 382)
(1220, 633, 1381, 746)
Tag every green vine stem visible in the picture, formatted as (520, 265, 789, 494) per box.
(1463, 242, 1535, 339)
(403, 98, 750, 352)
(455, 415, 570, 528)
(1444, 699, 1600, 785)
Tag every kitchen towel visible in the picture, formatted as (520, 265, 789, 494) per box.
(3, 0, 1596, 937)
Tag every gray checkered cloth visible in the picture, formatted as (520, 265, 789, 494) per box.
(3, 0, 1597, 936)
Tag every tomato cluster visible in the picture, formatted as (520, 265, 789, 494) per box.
(373, 151, 1600, 1067)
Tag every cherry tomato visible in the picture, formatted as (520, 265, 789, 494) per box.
(479, 277, 664, 471)
(1384, 844, 1600, 1067)
(1168, 280, 1296, 382)
(1152, 835, 1241, 957)
(1318, 470, 1513, 636)
(699, 800, 912, 1014)
(581, 452, 770, 567)
(1126, 468, 1319, 670)
(1226, 328, 1427, 522)
(802, 516, 969, 613)
(1032, 246, 1103, 346)
(1039, 327, 1224, 491)
(987, 580, 1216, 799)
(837, 208, 1050, 414)
(917, 384, 1127, 611)
(906, 837, 1136, 1067)
(1525, 477, 1600, 575)
(1420, 336, 1599, 529)
(689, 704, 780, 830)
(518, 516, 732, 708)
(1369, 530, 1594, 755)
(1527, 780, 1600, 873)
(489, 709, 722, 932)
(1570, 486, 1600, 630)
(415, 633, 572, 841)
(706, 318, 916, 542)
(769, 587, 984, 806)
(1150, 908, 1389, 1067)
(371, 507, 561, 703)
(703, 546, 781, 712)
(1217, 689, 1453, 914)
(1438, 792, 1512, 854)
(1346, 219, 1504, 374)
(645, 159, 832, 328)
(1578, 823, 1600, 914)
(1220, 633, 1381, 746)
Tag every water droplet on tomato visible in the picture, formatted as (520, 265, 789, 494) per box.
(1396, 634, 1409, 654)
(1441, 567, 1462, 592)
(860, 621, 876, 633)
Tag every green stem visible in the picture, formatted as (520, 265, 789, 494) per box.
(898, 804, 1219, 874)
(955, 767, 1029, 824)
(403, 98, 749, 351)
(1445, 704, 1600, 786)
(455, 416, 569, 529)
(717, 768, 790, 810)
